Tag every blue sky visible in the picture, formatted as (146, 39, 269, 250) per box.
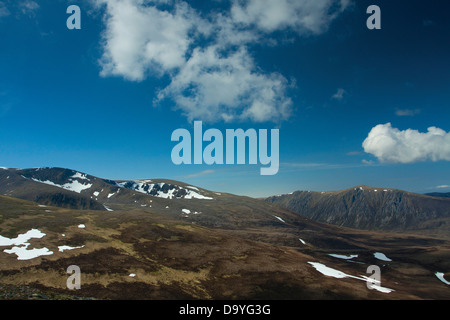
(0, 0, 450, 197)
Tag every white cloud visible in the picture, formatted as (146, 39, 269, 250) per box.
(436, 185, 450, 189)
(94, 0, 349, 123)
(212, 14, 259, 46)
(395, 108, 421, 117)
(184, 169, 216, 179)
(331, 88, 346, 100)
(282, 162, 367, 170)
(0, 1, 40, 18)
(231, 0, 351, 35)
(158, 45, 292, 122)
(362, 123, 450, 163)
(97, 0, 200, 81)
(19, 0, 39, 15)
(0, 1, 10, 17)
(361, 159, 374, 165)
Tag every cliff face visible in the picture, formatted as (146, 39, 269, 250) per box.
(266, 186, 450, 230)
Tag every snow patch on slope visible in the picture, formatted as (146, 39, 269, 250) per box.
(435, 272, 450, 285)
(328, 254, 358, 260)
(308, 262, 394, 293)
(117, 181, 213, 200)
(58, 245, 85, 252)
(374, 252, 392, 262)
(31, 178, 92, 194)
(0, 229, 53, 260)
(72, 172, 89, 180)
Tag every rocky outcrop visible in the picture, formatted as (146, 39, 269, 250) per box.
(266, 186, 450, 230)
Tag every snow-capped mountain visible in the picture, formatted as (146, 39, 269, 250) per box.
(0, 167, 215, 211)
(116, 180, 213, 200)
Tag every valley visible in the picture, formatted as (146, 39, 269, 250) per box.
(0, 167, 449, 300)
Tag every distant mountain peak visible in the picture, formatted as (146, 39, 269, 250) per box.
(0, 166, 215, 211)
(266, 185, 450, 231)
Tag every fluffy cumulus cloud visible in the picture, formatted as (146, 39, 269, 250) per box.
(94, 0, 349, 123)
(363, 123, 450, 163)
(96, 0, 199, 81)
(231, 0, 351, 34)
(157, 45, 292, 122)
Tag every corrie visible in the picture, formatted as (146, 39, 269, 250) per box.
(171, 121, 279, 175)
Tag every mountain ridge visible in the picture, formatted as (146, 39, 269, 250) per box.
(265, 185, 450, 232)
(0, 167, 217, 211)
(1, 166, 450, 299)
(425, 192, 450, 198)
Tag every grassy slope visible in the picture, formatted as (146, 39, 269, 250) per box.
(0, 195, 449, 300)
